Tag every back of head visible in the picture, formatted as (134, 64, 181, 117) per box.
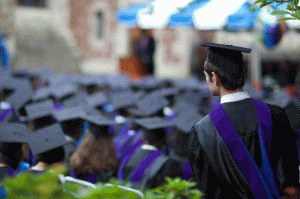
(202, 42, 251, 91)
(0, 142, 24, 169)
(70, 131, 118, 176)
(203, 61, 246, 91)
(37, 146, 65, 165)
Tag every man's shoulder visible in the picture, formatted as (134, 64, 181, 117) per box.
(194, 114, 213, 132)
(265, 102, 286, 114)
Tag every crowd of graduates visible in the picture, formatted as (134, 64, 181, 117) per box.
(0, 65, 299, 197)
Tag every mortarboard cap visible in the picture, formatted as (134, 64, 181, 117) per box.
(136, 92, 169, 117)
(131, 76, 163, 91)
(171, 76, 202, 91)
(0, 123, 29, 143)
(172, 100, 199, 116)
(53, 106, 87, 123)
(51, 84, 78, 101)
(84, 114, 116, 139)
(106, 74, 131, 90)
(32, 87, 52, 102)
(87, 92, 108, 109)
(62, 94, 88, 109)
(133, 117, 173, 144)
(72, 74, 107, 88)
(45, 73, 72, 86)
(25, 99, 55, 120)
(5, 92, 33, 118)
(109, 90, 136, 110)
(133, 117, 173, 131)
(201, 42, 251, 78)
(173, 112, 203, 134)
(53, 106, 87, 138)
(27, 124, 68, 155)
(152, 88, 179, 106)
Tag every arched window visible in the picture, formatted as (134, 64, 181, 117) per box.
(96, 11, 104, 40)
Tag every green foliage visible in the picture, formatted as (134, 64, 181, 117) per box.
(251, 0, 300, 21)
(79, 184, 142, 199)
(144, 177, 204, 199)
(1, 167, 204, 199)
(1, 165, 76, 199)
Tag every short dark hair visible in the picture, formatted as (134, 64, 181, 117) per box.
(203, 61, 246, 91)
(0, 142, 23, 169)
(37, 146, 65, 165)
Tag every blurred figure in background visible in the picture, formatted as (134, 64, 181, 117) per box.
(133, 29, 155, 76)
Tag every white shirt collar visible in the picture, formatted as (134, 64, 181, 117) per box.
(141, 144, 158, 151)
(220, 92, 250, 104)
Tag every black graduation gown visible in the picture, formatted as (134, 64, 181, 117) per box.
(0, 167, 9, 182)
(188, 98, 299, 199)
(122, 146, 182, 189)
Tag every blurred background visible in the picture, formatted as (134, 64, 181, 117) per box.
(1, 0, 300, 95)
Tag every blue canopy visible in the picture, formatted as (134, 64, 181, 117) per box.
(116, 2, 150, 28)
(116, 0, 261, 31)
(224, 2, 260, 31)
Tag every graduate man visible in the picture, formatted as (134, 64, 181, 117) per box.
(188, 43, 299, 199)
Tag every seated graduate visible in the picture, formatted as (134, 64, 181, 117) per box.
(69, 114, 118, 184)
(25, 124, 67, 175)
(53, 106, 88, 165)
(23, 99, 57, 132)
(0, 123, 31, 181)
(118, 117, 182, 190)
(168, 110, 203, 181)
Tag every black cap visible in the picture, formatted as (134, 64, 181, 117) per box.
(0, 123, 29, 143)
(133, 117, 173, 144)
(53, 106, 87, 138)
(106, 75, 130, 90)
(134, 117, 173, 131)
(53, 106, 87, 122)
(172, 76, 202, 91)
(84, 114, 116, 139)
(71, 74, 107, 88)
(152, 88, 178, 106)
(172, 100, 199, 116)
(51, 84, 78, 101)
(132, 76, 162, 91)
(109, 90, 136, 110)
(87, 92, 108, 109)
(62, 94, 88, 109)
(5, 89, 33, 113)
(201, 42, 251, 78)
(27, 124, 68, 155)
(45, 73, 72, 86)
(178, 91, 202, 107)
(25, 99, 55, 120)
(173, 112, 203, 133)
(32, 87, 52, 102)
(136, 92, 169, 116)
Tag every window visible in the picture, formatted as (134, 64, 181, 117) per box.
(96, 11, 104, 40)
(18, 0, 46, 8)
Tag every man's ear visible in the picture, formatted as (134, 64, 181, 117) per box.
(211, 72, 220, 85)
